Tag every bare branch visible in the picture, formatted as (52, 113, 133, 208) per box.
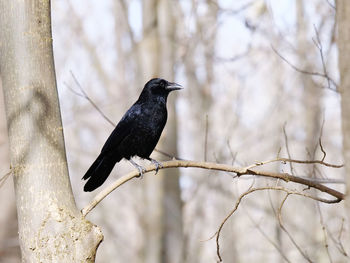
(326, 218, 349, 257)
(216, 1, 256, 16)
(226, 139, 237, 165)
(67, 2, 111, 88)
(283, 123, 295, 175)
(325, 0, 336, 11)
(213, 186, 337, 262)
(81, 159, 344, 217)
(295, 177, 344, 184)
(204, 114, 208, 162)
(319, 118, 327, 162)
(313, 24, 332, 91)
(215, 45, 251, 63)
(316, 202, 333, 263)
(243, 199, 292, 263)
(0, 170, 11, 188)
(271, 45, 338, 92)
(243, 157, 343, 170)
(66, 71, 116, 127)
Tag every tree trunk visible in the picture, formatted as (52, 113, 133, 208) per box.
(0, 1, 103, 261)
(337, 0, 350, 229)
(296, 0, 321, 260)
(139, 1, 163, 262)
(297, 0, 321, 156)
(158, 1, 184, 262)
(139, 1, 184, 262)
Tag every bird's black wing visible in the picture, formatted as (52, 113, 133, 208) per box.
(100, 103, 142, 154)
(82, 103, 142, 192)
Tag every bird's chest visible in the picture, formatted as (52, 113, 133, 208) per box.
(136, 104, 167, 136)
(120, 103, 166, 158)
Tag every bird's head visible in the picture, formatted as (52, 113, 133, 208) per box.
(140, 78, 182, 100)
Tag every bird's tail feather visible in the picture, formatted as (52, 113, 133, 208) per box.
(83, 153, 119, 192)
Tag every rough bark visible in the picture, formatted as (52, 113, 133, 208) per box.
(0, 0, 103, 261)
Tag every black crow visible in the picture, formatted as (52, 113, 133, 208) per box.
(82, 78, 182, 192)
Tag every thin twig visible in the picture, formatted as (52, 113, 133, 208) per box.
(67, 71, 116, 126)
(319, 118, 327, 162)
(215, 44, 251, 62)
(277, 194, 313, 263)
(153, 149, 184, 160)
(325, 0, 336, 9)
(313, 24, 332, 91)
(0, 170, 11, 188)
(271, 45, 338, 92)
(316, 202, 333, 263)
(294, 176, 344, 184)
(283, 124, 295, 175)
(204, 115, 208, 162)
(213, 186, 336, 262)
(336, 218, 349, 256)
(243, 197, 292, 263)
(226, 139, 237, 165)
(243, 157, 343, 170)
(326, 218, 349, 257)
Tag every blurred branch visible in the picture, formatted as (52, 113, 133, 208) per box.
(243, 157, 343, 170)
(277, 194, 313, 262)
(204, 114, 208, 162)
(271, 45, 338, 91)
(67, 2, 111, 88)
(65, 71, 116, 127)
(330, 218, 349, 257)
(243, 198, 292, 263)
(325, 0, 336, 10)
(212, 186, 336, 262)
(319, 118, 327, 162)
(118, 0, 135, 44)
(283, 123, 295, 175)
(316, 201, 333, 262)
(81, 158, 344, 216)
(215, 45, 251, 62)
(226, 139, 238, 165)
(312, 24, 332, 91)
(216, 0, 256, 16)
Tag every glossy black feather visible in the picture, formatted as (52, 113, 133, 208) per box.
(82, 78, 181, 192)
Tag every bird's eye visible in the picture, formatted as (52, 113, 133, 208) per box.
(160, 80, 166, 88)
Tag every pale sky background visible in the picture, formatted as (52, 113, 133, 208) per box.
(51, 0, 340, 197)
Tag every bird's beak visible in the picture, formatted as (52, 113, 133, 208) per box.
(166, 82, 183, 91)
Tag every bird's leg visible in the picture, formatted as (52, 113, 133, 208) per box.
(129, 159, 146, 178)
(148, 158, 163, 175)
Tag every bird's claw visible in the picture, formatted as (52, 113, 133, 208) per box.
(129, 159, 146, 179)
(151, 159, 163, 175)
(136, 166, 146, 179)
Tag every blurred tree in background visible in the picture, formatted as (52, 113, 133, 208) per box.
(0, 0, 349, 262)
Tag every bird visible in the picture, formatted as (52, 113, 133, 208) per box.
(82, 78, 182, 192)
